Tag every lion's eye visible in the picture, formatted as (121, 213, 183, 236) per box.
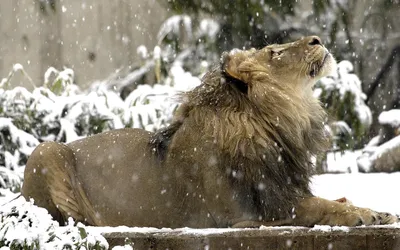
(271, 49, 284, 58)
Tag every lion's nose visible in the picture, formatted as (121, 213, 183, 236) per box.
(307, 36, 322, 46)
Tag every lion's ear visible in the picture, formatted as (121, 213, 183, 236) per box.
(221, 51, 242, 80)
(221, 48, 256, 82)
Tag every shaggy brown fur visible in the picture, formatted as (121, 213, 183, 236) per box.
(165, 68, 327, 221)
(22, 36, 398, 227)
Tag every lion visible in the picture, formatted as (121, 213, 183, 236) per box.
(22, 36, 398, 228)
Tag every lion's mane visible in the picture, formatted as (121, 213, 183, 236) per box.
(152, 61, 329, 220)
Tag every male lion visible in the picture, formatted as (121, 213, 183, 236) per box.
(22, 36, 398, 228)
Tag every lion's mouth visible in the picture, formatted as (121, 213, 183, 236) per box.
(309, 52, 330, 77)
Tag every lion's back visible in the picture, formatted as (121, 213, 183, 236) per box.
(67, 128, 168, 225)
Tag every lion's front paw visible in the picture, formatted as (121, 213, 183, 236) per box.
(352, 209, 399, 225)
(319, 209, 378, 226)
(377, 212, 399, 225)
(353, 208, 381, 226)
(294, 197, 399, 227)
(322, 208, 398, 226)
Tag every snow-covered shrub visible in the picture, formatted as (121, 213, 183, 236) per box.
(0, 64, 36, 90)
(157, 15, 219, 76)
(0, 118, 39, 190)
(313, 60, 372, 173)
(124, 84, 176, 131)
(0, 66, 80, 190)
(43, 67, 76, 95)
(103, 15, 217, 97)
(0, 196, 108, 249)
(315, 60, 372, 151)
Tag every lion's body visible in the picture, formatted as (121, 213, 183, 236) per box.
(24, 125, 271, 228)
(22, 36, 398, 228)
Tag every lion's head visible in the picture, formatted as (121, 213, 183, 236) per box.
(181, 36, 333, 160)
(222, 36, 336, 90)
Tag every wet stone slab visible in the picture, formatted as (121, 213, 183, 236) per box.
(91, 226, 400, 249)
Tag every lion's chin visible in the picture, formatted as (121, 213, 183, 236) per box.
(318, 52, 337, 78)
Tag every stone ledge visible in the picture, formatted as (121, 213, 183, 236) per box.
(92, 226, 400, 249)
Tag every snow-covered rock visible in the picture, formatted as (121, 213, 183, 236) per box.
(378, 110, 400, 127)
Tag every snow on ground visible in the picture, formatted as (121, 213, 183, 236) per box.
(311, 173, 400, 215)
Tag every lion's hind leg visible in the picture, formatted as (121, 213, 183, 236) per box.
(22, 141, 84, 225)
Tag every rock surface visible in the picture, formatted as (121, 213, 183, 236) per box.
(96, 226, 400, 249)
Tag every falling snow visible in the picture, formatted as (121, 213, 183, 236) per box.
(1, 0, 400, 248)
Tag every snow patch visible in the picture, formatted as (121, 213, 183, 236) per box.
(12, 64, 24, 72)
(378, 110, 400, 127)
(310, 225, 350, 232)
(311, 173, 400, 215)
